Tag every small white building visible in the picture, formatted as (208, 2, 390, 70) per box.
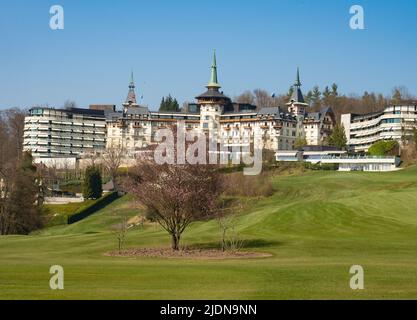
(276, 149, 400, 172)
(323, 156, 400, 172)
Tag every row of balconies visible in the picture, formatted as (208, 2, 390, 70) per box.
(24, 125, 106, 135)
(350, 127, 404, 143)
(25, 118, 105, 127)
(351, 113, 417, 131)
(24, 133, 95, 139)
(25, 140, 105, 147)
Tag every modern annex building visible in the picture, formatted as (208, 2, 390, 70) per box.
(23, 106, 110, 159)
(342, 104, 417, 152)
(106, 53, 336, 154)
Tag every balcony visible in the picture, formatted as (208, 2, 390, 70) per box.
(273, 123, 283, 129)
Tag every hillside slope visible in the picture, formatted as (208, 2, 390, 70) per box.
(1, 168, 417, 299)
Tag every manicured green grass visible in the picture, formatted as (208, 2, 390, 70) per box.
(2, 168, 417, 299)
(44, 200, 94, 215)
(44, 200, 95, 226)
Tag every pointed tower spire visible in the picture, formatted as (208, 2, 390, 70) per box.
(295, 67, 301, 87)
(129, 71, 135, 87)
(207, 50, 221, 89)
(287, 67, 307, 109)
(125, 71, 137, 105)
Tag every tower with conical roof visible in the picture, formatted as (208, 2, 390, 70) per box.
(287, 67, 308, 115)
(196, 51, 231, 133)
(123, 71, 139, 112)
(207, 51, 221, 89)
(196, 51, 231, 106)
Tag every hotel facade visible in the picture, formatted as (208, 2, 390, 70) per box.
(23, 53, 336, 163)
(105, 54, 335, 155)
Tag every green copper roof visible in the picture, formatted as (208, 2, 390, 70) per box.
(207, 50, 221, 89)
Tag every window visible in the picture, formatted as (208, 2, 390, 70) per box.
(382, 119, 401, 124)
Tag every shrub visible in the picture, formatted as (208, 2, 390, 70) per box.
(368, 140, 399, 156)
(83, 166, 103, 199)
(223, 172, 274, 197)
(262, 149, 277, 166)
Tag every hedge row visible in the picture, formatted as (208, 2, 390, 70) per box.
(67, 192, 119, 224)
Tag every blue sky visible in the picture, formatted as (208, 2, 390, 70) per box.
(0, 0, 416, 111)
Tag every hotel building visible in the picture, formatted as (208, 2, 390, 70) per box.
(342, 104, 417, 152)
(106, 54, 336, 154)
(23, 106, 110, 159)
(22, 53, 337, 163)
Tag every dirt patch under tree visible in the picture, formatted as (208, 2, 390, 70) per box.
(106, 248, 272, 260)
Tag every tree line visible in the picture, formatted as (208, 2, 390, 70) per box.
(234, 85, 416, 123)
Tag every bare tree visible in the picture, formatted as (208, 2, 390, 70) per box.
(253, 89, 274, 108)
(84, 151, 100, 168)
(217, 200, 246, 252)
(112, 215, 129, 254)
(0, 115, 7, 168)
(0, 166, 12, 234)
(391, 86, 416, 104)
(64, 100, 78, 109)
(235, 89, 289, 109)
(126, 161, 223, 251)
(235, 90, 255, 105)
(101, 147, 125, 190)
(218, 208, 234, 252)
(2, 108, 25, 161)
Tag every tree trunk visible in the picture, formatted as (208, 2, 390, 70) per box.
(171, 233, 180, 251)
(222, 229, 227, 252)
(111, 173, 118, 192)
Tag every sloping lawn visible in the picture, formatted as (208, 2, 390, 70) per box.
(2, 168, 417, 299)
